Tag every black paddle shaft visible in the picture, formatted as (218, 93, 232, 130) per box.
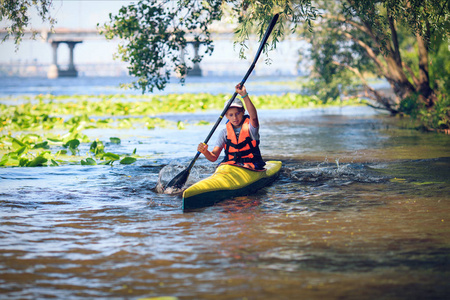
(166, 14, 279, 189)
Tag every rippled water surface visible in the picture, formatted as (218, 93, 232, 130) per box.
(1, 77, 449, 299)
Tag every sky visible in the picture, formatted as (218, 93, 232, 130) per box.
(0, 1, 307, 76)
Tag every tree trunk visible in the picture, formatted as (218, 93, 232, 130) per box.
(378, 15, 416, 105)
(416, 32, 437, 107)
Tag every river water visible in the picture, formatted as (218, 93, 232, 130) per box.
(1, 76, 449, 299)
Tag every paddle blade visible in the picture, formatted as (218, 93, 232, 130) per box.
(165, 168, 190, 190)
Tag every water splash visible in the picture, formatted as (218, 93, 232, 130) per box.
(287, 160, 389, 185)
(155, 162, 215, 194)
(155, 163, 186, 194)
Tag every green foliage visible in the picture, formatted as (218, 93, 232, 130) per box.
(81, 158, 97, 166)
(64, 139, 80, 155)
(298, 0, 450, 125)
(232, 0, 316, 59)
(100, 0, 223, 93)
(399, 94, 420, 118)
(1, 92, 361, 133)
(120, 157, 137, 165)
(429, 37, 450, 93)
(417, 94, 450, 131)
(0, 0, 55, 46)
(0, 136, 54, 167)
(90, 141, 105, 156)
(0, 133, 139, 167)
(399, 93, 450, 131)
(398, 33, 450, 131)
(348, 0, 450, 46)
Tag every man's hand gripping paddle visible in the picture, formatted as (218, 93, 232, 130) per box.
(164, 14, 279, 191)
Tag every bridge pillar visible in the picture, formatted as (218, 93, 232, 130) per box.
(47, 40, 82, 78)
(189, 41, 202, 76)
(68, 42, 76, 71)
(47, 42, 59, 79)
(179, 42, 202, 77)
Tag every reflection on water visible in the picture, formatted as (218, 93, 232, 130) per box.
(1, 79, 450, 299)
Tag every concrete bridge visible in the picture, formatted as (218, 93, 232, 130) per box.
(1, 28, 223, 78)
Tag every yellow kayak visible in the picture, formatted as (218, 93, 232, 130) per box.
(182, 161, 282, 209)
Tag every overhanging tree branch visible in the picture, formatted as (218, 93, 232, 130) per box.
(333, 61, 399, 113)
(339, 30, 388, 75)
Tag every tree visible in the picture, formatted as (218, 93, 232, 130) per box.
(100, 0, 223, 93)
(1, 0, 55, 46)
(100, 0, 316, 93)
(303, 0, 449, 117)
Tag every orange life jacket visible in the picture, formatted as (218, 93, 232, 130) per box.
(220, 116, 265, 170)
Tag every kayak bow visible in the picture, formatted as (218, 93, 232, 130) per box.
(182, 161, 282, 210)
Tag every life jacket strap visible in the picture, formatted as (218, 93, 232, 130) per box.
(225, 136, 254, 150)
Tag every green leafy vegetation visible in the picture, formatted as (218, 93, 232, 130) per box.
(0, 92, 361, 119)
(0, 133, 140, 167)
(400, 93, 450, 133)
(0, 92, 362, 167)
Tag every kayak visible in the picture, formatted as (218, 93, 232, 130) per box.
(182, 161, 282, 210)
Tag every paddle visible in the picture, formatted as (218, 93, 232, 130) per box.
(164, 13, 280, 190)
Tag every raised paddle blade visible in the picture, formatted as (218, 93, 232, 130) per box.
(165, 168, 190, 189)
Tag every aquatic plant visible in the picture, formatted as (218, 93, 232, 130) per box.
(0, 134, 138, 167)
(0, 93, 362, 167)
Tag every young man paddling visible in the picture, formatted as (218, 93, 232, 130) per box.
(197, 84, 265, 171)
